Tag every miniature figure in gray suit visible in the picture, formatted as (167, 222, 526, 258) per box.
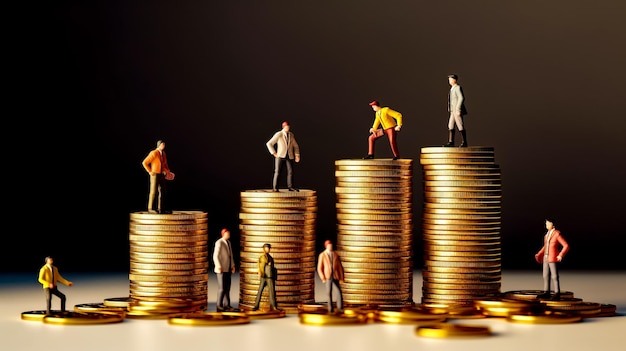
(534, 218, 570, 299)
(266, 121, 301, 192)
(213, 228, 236, 311)
(444, 74, 468, 147)
(317, 240, 344, 313)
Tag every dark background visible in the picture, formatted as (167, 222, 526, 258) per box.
(6, 1, 625, 274)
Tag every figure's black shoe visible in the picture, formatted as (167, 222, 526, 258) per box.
(444, 129, 455, 147)
(550, 293, 561, 300)
(158, 210, 172, 214)
(288, 188, 299, 192)
(362, 154, 374, 159)
(537, 291, 551, 299)
(392, 156, 399, 160)
(459, 142, 468, 147)
(216, 306, 225, 312)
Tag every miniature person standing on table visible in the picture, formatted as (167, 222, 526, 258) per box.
(534, 218, 570, 299)
(317, 239, 344, 313)
(141, 139, 175, 214)
(253, 243, 279, 311)
(266, 121, 301, 192)
(363, 100, 403, 160)
(38, 256, 73, 315)
(213, 228, 236, 312)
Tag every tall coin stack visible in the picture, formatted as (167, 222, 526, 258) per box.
(419, 147, 502, 306)
(128, 211, 209, 318)
(335, 159, 414, 306)
(238, 189, 317, 313)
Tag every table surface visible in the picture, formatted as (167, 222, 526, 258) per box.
(2, 270, 625, 351)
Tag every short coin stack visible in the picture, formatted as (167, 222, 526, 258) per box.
(335, 159, 414, 306)
(127, 211, 209, 318)
(419, 147, 502, 306)
(238, 189, 317, 313)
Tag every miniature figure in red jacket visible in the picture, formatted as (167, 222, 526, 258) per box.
(534, 218, 569, 299)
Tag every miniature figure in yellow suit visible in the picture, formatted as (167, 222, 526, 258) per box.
(363, 100, 402, 160)
(253, 243, 278, 311)
(534, 218, 569, 299)
(317, 240, 344, 313)
(142, 140, 174, 214)
(38, 256, 73, 314)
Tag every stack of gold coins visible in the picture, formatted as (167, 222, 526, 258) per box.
(335, 159, 414, 306)
(238, 189, 317, 313)
(127, 211, 209, 318)
(419, 147, 502, 306)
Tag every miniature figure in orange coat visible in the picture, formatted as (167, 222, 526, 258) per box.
(317, 240, 344, 313)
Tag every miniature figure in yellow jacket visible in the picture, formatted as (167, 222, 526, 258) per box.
(38, 256, 73, 314)
(364, 100, 402, 159)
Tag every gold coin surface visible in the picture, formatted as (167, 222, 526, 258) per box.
(168, 312, 250, 326)
(43, 311, 125, 325)
(21, 310, 58, 321)
(299, 312, 369, 325)
(506, 312, 583, 324)
(245, 309, 288, 319)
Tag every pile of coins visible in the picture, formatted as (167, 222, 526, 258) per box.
(476, 289, 616, 322)
(127, 211, 209, 318)
(21, 287, 616, 328)
(238, 189, 317, 312)
(419, 147, 502, 306)
(334, 159, 414, 306)
(296, 288, 616, 335)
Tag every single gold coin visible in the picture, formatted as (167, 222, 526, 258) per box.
(297, 302, 330, 313)
(506, 312, 583, 324)
(43, 311, 125, 325)
(337, 175, 412, 183)
(103, 297, 132, 308)
(597, 304, 617, 317)
(373, 309, 447, 324)
(336, 158, 413, 164)
(130, 211, 207, 220)
(240, 189, 317, 198)
(168, 312, 250, 326)
(74, 303, 128, 315)
(21, 310, 58, 321)
(421, 146, 495, 153)
(126, 310, 194, 320)
(415, 323, 491, 338)
(299, 312, 369, 325)
(245, 309, 287, 319)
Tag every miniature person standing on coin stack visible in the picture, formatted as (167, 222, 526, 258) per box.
(213, 228, 237, 312)
(363, 100, 403, 160)
(38, 256, 73, 315)
(444, 74, 468, 147)
(317, 239, 344, 313)
(253, 243, 279, 311)
(266, 121, 301, 192)
(141, 139, 175, 214)
(534, 218, 570, 299)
